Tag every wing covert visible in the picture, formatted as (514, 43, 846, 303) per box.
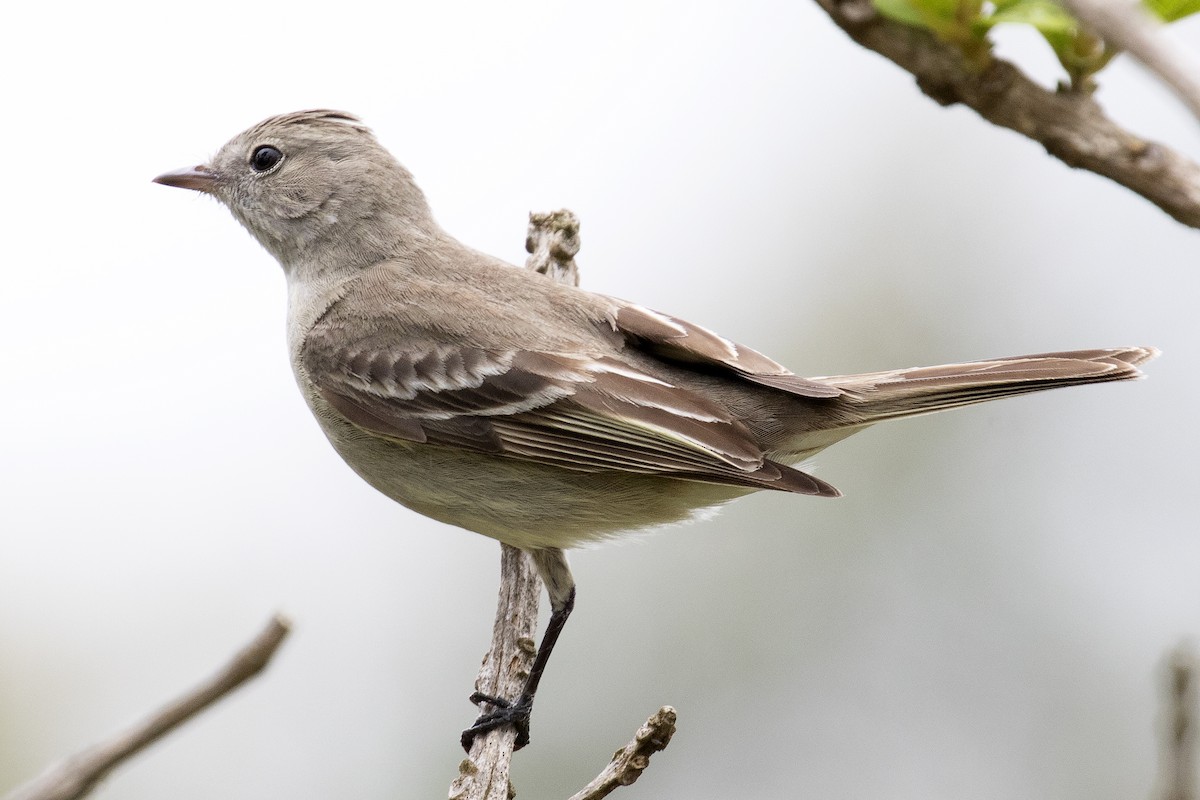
(302, 331, 839, 497)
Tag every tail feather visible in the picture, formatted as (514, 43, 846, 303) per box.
(821, 346, 1158, 425)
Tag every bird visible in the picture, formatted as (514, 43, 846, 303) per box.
(154, 109, 1157, 750)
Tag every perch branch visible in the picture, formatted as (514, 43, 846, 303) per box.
(526, 209, 582, 287)
(812, 0, 1200, 228)
(449, 545, 540, 800)
(449, 210, 676, 799)
(2, 614, 291, 800)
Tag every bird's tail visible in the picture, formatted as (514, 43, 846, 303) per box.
(821, 346, 1158, 425)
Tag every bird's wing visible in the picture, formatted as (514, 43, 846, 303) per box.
(301, 330, 838, 496)
(610, 301, 842, 399)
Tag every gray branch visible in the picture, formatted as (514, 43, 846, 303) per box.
(567, 706, 678, 800)
(448, 211, 675, 800)
(2, 615, 291, 800)
(449, 545, 540, 800)
(1160, 644, 1198, 800)
(812, 0, 1200, 228)
(526, 209, 582, 287)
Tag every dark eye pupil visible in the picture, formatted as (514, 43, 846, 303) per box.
(250, 145, 282, 172)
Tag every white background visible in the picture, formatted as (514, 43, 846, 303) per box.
(2, 2, 1198, 797)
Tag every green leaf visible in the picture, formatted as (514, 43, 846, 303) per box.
(873, 0, 932, 27)
(1143, 0, 1200, 21)
(911, 0, 964, 20)
(979, 0, 1079, 35)
(874, 0, 979, 38)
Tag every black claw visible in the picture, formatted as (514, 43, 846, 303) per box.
(468, 691, 512, 709)
(460, 696, 532, 751)
(460, 586, 576, 754)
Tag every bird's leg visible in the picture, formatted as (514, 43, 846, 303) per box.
(461, 548, 575, 751)
(461, 588, 574, 750)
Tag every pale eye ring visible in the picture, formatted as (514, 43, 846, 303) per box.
(250, 145, 283, 173)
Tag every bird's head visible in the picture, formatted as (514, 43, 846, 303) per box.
(155, 110, 436, 273)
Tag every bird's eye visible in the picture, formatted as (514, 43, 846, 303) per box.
(249, 145, 283, 173)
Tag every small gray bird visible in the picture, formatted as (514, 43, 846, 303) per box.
(155, 109, 1156, 749)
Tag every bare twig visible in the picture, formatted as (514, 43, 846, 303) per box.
(1161, 643, 1198, 800)
(1059, 0, 1200, 123)
(449, 545, 540, 800)
(3, 615, 291, 800)
(567, 706, 678, 800)
(812, 0, 1200, 228)
(449, 213, 582, 800)
(449, 211, 675, 799)
(525, 209, 582, 287)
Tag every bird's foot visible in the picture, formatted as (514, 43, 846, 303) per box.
(461, 691, 532, 751)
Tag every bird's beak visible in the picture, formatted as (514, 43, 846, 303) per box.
(153, 164, 218, 194)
